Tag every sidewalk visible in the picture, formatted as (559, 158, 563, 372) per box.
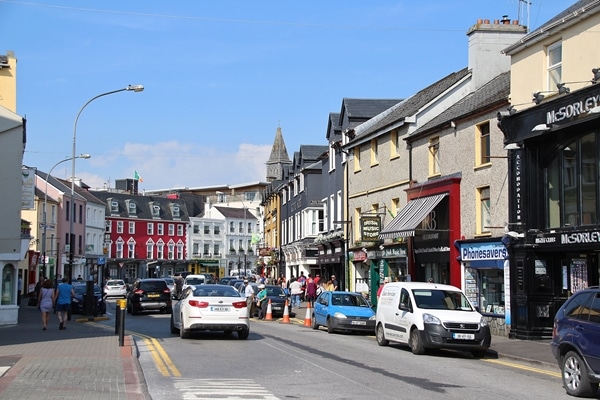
(0, 303, 149, 400)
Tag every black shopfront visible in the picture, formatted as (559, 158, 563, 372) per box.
(500, 84, 600, 339)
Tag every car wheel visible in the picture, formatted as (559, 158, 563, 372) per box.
(170, 314, 179, 334)
(327, 317, 334, 334)
(410, 328, 425, 355)
(562, 351, 599, 397)
(238, 327, 249, 340)
(311, 314, 319, 330)
(179, 319, 190, 339)
(376, 323, 389, 346)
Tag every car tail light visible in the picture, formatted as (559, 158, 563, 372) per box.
(232, 300, 247, 309)
(134, 289, 144, 295)
(189, 300, 209, 308)
(163, 288, 171, 294)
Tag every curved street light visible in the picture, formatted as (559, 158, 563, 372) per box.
(41, 154, 91, 280)
(68, 85, 144, 282)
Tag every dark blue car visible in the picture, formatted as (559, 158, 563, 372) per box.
(551, 287, 600, 397)
(71, 283, 106, 315)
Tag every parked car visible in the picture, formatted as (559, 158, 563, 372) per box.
(256, 285, 292, 318)
(375, 282, 491, 357)
(71, 283, 106, 315)
(219, 276, 237, 286)
(312, 291, 375, 333)
(170, 284, 249, 339)
(126, 278, 172, 315)
(103, 279, 127, 298)
(551, 287, 600, 397)
(182, 274, 206, 290)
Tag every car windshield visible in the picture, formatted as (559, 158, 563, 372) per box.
(412, 289, 473, 311)
(193, 286, 240, 297)
(331, 293, 370, 307)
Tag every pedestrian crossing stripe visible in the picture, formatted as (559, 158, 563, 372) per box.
(174, 378, 280, 399)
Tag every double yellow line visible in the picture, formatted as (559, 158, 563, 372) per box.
(136, 333, 181, 377)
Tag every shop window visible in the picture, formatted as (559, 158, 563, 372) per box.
(1, 264, 15, 305)
(467, 267, 505, 315)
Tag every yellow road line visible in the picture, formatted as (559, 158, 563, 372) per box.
(484, 358, 561, 378)
(142, 337, 171, 376)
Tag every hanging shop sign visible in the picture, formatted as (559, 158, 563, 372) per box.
(361, 216, 381, 242)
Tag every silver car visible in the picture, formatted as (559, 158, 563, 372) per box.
(103, 279, 127, 298)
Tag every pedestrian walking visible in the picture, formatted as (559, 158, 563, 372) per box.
(53, 277, 74, 330)
(331, 275, 339, 291)
(289, 278, 303, 309)
(37, 279, 54, 330)
(243, 279, 255, 317)
(305, 274, 317, 307)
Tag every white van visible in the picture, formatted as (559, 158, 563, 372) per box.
(182, 275, 206, 290)
(375, 282, 491, 357)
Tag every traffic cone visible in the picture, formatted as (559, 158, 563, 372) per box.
(303, 301, 312, 327)
(280, 300, 290, 324)
(265, 299, 273, 321)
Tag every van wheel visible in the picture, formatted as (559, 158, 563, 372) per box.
(376, 324, 389, 346)
(410, 328, 425, 355)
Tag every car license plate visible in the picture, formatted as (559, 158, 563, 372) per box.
(452, 333, 475, 340)
(351, 321, 366, 325)
(147, 294, 160, 298)
(211, 306, 230, 312)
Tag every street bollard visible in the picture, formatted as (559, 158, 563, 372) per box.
(117, 299, 127, 347)
(115, 302, 121, 335)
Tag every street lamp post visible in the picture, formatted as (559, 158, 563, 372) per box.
(216, 191, 250, 277)
(68, 85, 144, 283)
(42, 154, 91, 280)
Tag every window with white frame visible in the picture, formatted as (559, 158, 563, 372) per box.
(110, 200, 118, 214)
(329, 144, 336, 171)
(151, 204, 160, 218)
(203, 243, 210, 255)
(147, 222, 154, 235)
(391, 129, 401, 158)
(428, 136, 440, 176)
(116, 238, 124, 258)
(168, 243, 175, 259)
(177, 243, 184, 259)
(157, 223, 164, 235)
(146, 241, 154, 259)
(192, 243, 199, 256)
(157, 241, 164, 259)
(128, 221, 135, 234)
(336, 191, 342, 229)
(213, 244, 219, 257)
(329, 195, 335, 229)
(229, 221, 235, 233)
(127, 201, 136, 216)
(204, 224, 210, 234)
(172, 205, 180, 218)
(238, 221, 243, 233)
(548, 41, 562, 91)
(177, 224, 184, 236)
(116, 221, 123, 234)
(299, 174, 305, 192)
(168, 224, 174, 236)
(322, 199, 328, 232)
(476, 121, 491, 167)
(127, 239, 135, 258)
(282, 190, 287, 204)
(477, 186, 491, 234)
(353, 146, 361, 172)
(214, 225, 220, 234)
(293, 178, 298, 196)
(247, 221, 252, 234)
(229, 239, 234, 251)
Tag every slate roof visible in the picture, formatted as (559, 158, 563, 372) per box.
(89, 190, 190, 221)
(410, 71, 510, 137)
(356, 68, 470, 137)
(326, 112, 341, 141)
(36, 170, 87, 202)
(341, 98, 403, 122)
(213, 206, 256, 221)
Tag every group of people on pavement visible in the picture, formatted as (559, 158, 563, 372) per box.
(288, 272, 338, 309)
(36, 277, 75, 330)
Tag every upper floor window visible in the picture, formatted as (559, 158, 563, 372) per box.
(151, 204, 160, 218)
(110, 200, 118, 214)
(177, 224, 184, 236)
(168, 224, 175, 236)
(282, 190, 287, 204)
(157, 223, 164, 235)
(128, 221, 135, 234)
(477, 186, 491, 235)
(204, 225, 210, 234)
(548, 41, 562, 91)
(214, 225, 221, 235)
(428, 137, 440, 177)
(230, 221, 235, 233)
(127, 201, 136, 216)
(329, 144, 336, 171)
(391, 129, 401, 159)
(116, 221, 124, 234)
(353, 146, 361, 173)
(171, 204, 180, 218)
(147, 223, 154, 235)
(476, 121, 491, 167)
(299, 174, 305, 192)
(370, 139, 379, 166)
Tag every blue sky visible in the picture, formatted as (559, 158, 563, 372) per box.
(2, 0, 569, 190)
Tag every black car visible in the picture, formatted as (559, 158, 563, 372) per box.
(551, 287, 600, 397)
(255, 285, 292, 318)
(71, 283, 106, 315)
(127, 278, 172, 315)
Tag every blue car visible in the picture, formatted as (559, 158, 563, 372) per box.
(311, 291, 376, 334)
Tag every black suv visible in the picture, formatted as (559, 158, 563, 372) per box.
(551, 287, 600, 397)
(127, 278, 172, 315)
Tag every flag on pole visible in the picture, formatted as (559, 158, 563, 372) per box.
(134, 170, 143, 182)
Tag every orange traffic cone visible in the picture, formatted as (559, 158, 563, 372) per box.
(303, 301, 312, 327)
(280, 299, 290, 324)
(265, 298, 273, 321)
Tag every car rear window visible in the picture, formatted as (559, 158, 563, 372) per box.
(140, 281, 168, 291)
(185, 278, 205, 285)
(107, 280, 124, 285)
(193, 286, 239, 297)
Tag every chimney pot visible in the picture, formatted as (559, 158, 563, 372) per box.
(513, 20, 519, 25)
(484, 19, 490, 24)
(494, 20, 500, 24)
(477, 19, 483, 24)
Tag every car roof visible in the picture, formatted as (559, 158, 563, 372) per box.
(184, 275, 206, 280)
(384, 282, 463, 291)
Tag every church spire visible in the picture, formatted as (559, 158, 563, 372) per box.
(266, 126, 291, 182)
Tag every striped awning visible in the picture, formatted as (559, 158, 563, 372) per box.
(379, 193, 447, 239)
